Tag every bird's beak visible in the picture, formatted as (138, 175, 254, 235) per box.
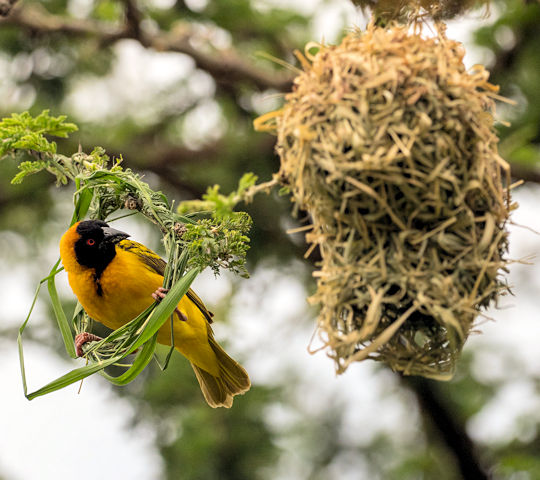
(101, 226, 130, 243)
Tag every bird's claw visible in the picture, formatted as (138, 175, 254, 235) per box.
(75, 332, 102, 357)
(152, 287, 187, 321)
(151, 286, 169, 302)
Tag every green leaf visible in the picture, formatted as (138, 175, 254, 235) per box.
(47, 260, 77, 358)
(0, 110, 78, 158)
(237, 172, 258, 195)
(11, 161, 49, 184)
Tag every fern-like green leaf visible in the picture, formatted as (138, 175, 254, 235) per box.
(11, 160, 49, 185)
(0, 110, 78, 158)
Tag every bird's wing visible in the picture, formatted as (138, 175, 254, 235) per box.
(117, 239, 214, 323)
(186, 289, 215, 322)
(117, 239, 167, 275)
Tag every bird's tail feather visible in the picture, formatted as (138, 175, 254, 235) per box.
(191, 337, 250, 408)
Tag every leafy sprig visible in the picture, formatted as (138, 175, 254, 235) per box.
(0, 110, 78, 158)
(178, 173, 261, 277)
(2, 110, 254, 275)
(2, 110, 78, 185)
(182, 211, 253, 277)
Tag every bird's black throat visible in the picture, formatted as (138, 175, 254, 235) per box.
(74, 220, 119, 294)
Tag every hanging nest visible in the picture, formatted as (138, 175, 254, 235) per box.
(350, 0, 490, 21)
(255, 22, 513, 380)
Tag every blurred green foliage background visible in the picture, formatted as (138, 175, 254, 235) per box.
(1, 0, 540, 479)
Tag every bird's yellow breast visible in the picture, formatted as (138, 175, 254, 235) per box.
(68, 246, 163, 330)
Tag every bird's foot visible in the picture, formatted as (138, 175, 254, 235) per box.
(152, 287, 187, 321)
(151, 286, 169, 302)
(75, 332, 102, 357)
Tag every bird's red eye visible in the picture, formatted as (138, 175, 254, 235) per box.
(86, 238, 96, 246)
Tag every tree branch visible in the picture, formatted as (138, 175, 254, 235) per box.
(2, 4, 123, 38)
(0, 0, 18, 17)
(404, 377, 491, 480)
(510, 162, 540, 184)
(489, 15, 539, 80)
(1, 4, 293, 92)
(121, 0, 144, 42)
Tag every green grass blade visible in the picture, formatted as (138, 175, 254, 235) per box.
(99, 334, 158, 385)
(71, 186, 93, 225)
(131, 268, 199, 350)
(173, 248, 189, 282)
(106, 211, 138, 223)
(26, 334, 156, 399)
(93, 305, 154, 345)
(18, 283, 44, 397)
(18, 331, 29, 397)
(154, 316, 176, 371)
(26, 354, 124, 400)
(47, 259, 77, 358)
(153, 344, 176, 371)
(162, 345, 176, 371)
(18, 266, 68, 397)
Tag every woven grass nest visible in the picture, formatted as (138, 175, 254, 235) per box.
(351, 0, 490, 20)
(255, 22, 513, 380)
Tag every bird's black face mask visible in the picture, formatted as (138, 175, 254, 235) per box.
(74, 220, 130, 276)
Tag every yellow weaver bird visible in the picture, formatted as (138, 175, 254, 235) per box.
(60, 219, 250, 408)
